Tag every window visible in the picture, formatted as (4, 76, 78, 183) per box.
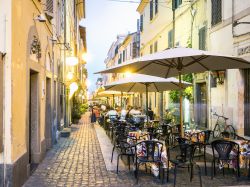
(140, 15, 143, 32)
(154, 41, 158, 52)
(46, 0, 54, 19)
(211, 0, 222, 26)
(150, 45, 153, 54)
(150, 0, 153, 20)
(155, 0, 158, 14)
(0, 54, 3, 152)
(123, 50, 126, 62)
(172, 0, 182, 10)
(199, 26, 206, 50)
(168, 30, 173, 48)
(118, 54, 122, 64)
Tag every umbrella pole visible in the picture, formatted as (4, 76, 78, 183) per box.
(179, 71, 184, 137)
(121, 92, 123, 108)
(113, 94, 115, 108)
(146, 83, 149, 125)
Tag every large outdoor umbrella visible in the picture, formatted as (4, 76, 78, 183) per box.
(96, 47, 250, 136)
(104, 74, 191, 124)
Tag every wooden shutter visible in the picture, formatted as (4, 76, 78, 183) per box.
(155, 0, 158, 14)
(168, 30, 173, 48)
(46, 0, 54, 19)
(150, 0, 153, 20)
(140, 15, 143, 32)
(154, 41, 158, 52)
(244, 69, 250, 136)
(199, 26, 206, 50)
(150, 45, 153, 54)
(46, 0, 53, 13)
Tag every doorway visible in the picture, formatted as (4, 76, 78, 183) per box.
(29, 70, 39, 173)
(195, 83, 207, 128)
(244, 69, 250, 136)
(45, 78, 52, 149)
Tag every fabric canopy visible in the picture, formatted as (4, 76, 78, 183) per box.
(104, 74, 191, 92)
(96, 47, 250, 77)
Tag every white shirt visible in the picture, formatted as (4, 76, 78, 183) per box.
(129, 109, 141, 115)
(106, 110, 118, 117)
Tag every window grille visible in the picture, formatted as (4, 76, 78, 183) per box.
(211, 0, 222, 26)
(46, 0, 53, 14)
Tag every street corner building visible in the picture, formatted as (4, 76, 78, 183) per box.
(0, 0, 87, 186)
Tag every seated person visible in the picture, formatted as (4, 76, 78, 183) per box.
(120, 108, 127, 120)
(106, 107, 119, 119)
(147, 107, 154, 120)
(129, 106, 141, 116)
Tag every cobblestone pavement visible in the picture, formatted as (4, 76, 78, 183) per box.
(24, 113, 250, 187)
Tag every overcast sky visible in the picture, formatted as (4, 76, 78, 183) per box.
(83, 0, 139, 93)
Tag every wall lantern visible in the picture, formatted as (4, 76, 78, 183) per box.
(66, 56, 78, 66)
(211, 70, 226, 85)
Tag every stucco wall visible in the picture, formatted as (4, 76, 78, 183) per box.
(11, 0, 55, 162)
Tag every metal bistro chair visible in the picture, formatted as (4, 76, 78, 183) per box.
(191, 130, 212, 175)
(211, 139, 240, 180)
(166, 142, 202, 187)
(134, 140, 163, 183)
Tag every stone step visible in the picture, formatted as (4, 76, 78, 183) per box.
(60, 128, 71, 137)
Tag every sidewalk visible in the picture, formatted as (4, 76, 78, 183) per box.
(23, 113, 250, 187)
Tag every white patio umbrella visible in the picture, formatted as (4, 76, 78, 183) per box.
(96, 47, 250, 136)
(104, 74, 191, 123)
(95, 89, 132, 107)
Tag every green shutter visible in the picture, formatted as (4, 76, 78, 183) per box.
(150, 0, 153, 20)
(199, 26, 206, 50)
(168, 30, 173, 48)
(140, 15, 143, 32)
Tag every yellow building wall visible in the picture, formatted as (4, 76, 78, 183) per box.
(11, 0, 53, 162)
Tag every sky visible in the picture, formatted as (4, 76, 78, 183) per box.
(83, 0, 139, 93)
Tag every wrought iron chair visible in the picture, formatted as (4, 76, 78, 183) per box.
(165, 142, 202, 187)
(134, 140, 163, 183)
(211, 140, 240, 179)
(191, 130, 212, 175)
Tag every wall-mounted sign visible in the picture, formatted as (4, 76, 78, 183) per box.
(238, 45, 250, 56)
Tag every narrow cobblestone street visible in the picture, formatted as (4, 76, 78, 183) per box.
(23, 113, 250, 187)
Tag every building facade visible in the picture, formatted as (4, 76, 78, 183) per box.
(136, 0, 250, 135)
(102, 31, 140, 108)
(0, 0, 86, 186)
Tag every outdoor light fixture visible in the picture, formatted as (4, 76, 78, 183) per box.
(67, 72, 74, 80)
(69, 82, 79, 98)
(211, 70, 225, 85)
(233, 20, 250, 27)
(34, 14, 46, 22)
(66, 56, 78, 66)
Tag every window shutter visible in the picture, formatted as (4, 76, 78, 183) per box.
(140, 15, 143, 32)
(155, 0, 158, 14)
(199, 27, 206, 50)
(150, 0, 153, 20)
(154, 41, 158, 52)
(46, 0, 54, 19)
(168, 30, 173, 48)
(150, 45, 153, 54)
(46, 0, 53, 13)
